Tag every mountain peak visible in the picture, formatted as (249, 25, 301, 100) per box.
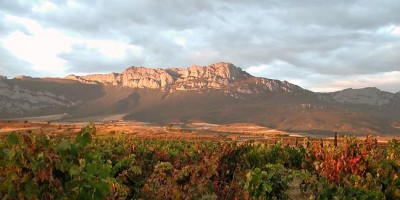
(167, 62, 250, 80)
(205, 62, 251, 80)
(341, 87, 381, 92)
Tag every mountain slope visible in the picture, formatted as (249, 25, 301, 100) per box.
(0, 77, 104, 118)
(319, 87, 398, 106)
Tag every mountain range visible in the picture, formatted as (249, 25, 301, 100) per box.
(1, 62, 399, 135)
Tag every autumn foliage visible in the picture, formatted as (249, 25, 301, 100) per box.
(1, 125, 399, 199)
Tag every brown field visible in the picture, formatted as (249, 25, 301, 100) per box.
(1, 120, 398, 145)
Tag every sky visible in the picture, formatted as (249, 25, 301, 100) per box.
(0, 0, 399, 93)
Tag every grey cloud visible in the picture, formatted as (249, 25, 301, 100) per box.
(58, 44, 146, 74)
(0, 1, 35, 15)
(31, 0, 217, 38)
(221, 0, 400, 30)
(0, 13, 31, 35)
(0, 46, 38, 78)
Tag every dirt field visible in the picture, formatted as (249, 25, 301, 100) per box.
(1, 120, 398, 145)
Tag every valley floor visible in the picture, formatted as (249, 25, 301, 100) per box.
(1, 120, 398, 143)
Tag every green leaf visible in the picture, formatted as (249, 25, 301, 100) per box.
(56, 140, 71, 152)
(75, 123, 96, 147)
(70, 144, 79, 157)
(24, 179, 38, 199)
(86, 163, 97, 175)
(69, 165, 80, 176)
(7, 132, 19, 145)
(76, 131, 92, 147)
(94, 181, 111, 199)
(99, 164, 112, 179)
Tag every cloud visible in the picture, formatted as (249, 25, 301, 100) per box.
(247, 61, 400, 93)
(1, 14, 144, 76)
(0, 0, 399, 92)
(59, 42, 145, 74)
(309, 71, 400, 93)
(2, 15, 71, 75)
(0, 44, 38, 78)
(246, 60, 313, 86)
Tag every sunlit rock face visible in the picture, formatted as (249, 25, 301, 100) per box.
(64, 62, 251, 90)
(14, 75, 32, 79)
(65, 73, 120, 85)
(121, 67, 174, 89)
(167, 62, 251, 91)
(63, 62, 309, 99)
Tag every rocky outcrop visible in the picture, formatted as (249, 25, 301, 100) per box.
(121, 67, 174, 89)
(0, 75, 7, 80)
(14, 75, 32, 79)
(65, 62, 250, 91)
(223, 78, 307, 99)
(168, 62, 250, 91)
(65, 73, 120, 85)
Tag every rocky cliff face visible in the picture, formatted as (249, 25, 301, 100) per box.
(65, 73, 120, 86)
(167, 62, 250, 90)
(121, 67, 174, 89)
(65, 62, 251, 91)
(14, 75, 33, 79)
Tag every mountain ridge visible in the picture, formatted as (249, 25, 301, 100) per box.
(3, 62, 397, 94)
(1, 62, 399, 135)
(318, 87, 399, 106)
(64, 62, 252, 91)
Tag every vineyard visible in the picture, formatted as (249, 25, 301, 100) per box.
(1, 124, 400, 199)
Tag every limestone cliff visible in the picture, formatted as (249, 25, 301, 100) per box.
(65, 62, 250, 90)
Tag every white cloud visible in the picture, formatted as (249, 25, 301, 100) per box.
(174, 38, 186, 46)
(1, 15, 142, 76)
(247, 61, 400, 93)
(309, 71, 400, 93)
(392, 26, 400, 36)
(2, 15, 72, 75)
(246, 60, 311, 86)
(377, 25, 400, 36)
(32, 1, 58, 13)
(85, 39, 142, 58)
